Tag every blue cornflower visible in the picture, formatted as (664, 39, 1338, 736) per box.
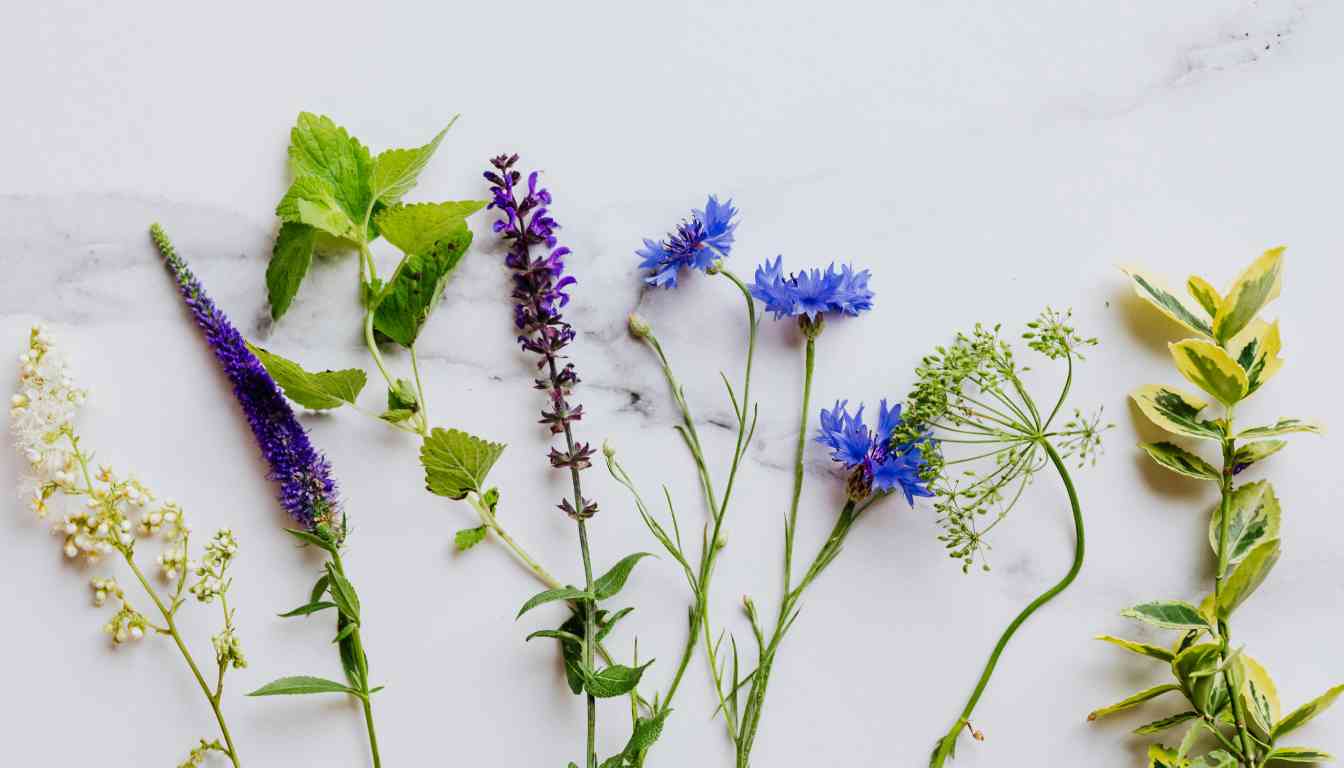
(750, 257, 875, 320)
(817, 399, 931, 504)
(636, 195, 739, 288)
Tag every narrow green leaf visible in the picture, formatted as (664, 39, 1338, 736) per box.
(421, 427, 506, 500)
(247, 675, 356, 697)
(248, 343, 366, 410)
(1140, 441, 1219, 480)
(333, 622, 357, 643)
(1134, 711, 1199, 734)
(525, 629, 584, 644)
(369, 120, 455, 206)
(1217, 537, 1280, 619)
(1232, 440, 1287, 473)
(309, 573, 330, 604)
(585, 661, 653, 699)
(454, 525, 488, 551)
(374, 200, 486, 258)
(1272, 684, 1344, 741)
(1096, 634, 1175, 662)
(1266, 747, 1335, 763)
(325, 564, 362, 623)
(517, 586, 590, 619)
(1088, 684, 1181, 721)
(1237, 419, 1322, 439)
(267, 222, 317, 320)
(283, 527, 338, 554)
(623, 709, 673, 756)
(593, 553, 654, 601)
(1121, 266, 1213, 336)
(1121, 601, 1210, 632)
(279, 601, 337, 618)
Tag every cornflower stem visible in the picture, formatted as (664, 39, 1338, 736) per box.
(68, 436, 241, 767)
(931, 438, 1083, 767)
(1214, 405, 1257, 768)
(330, 549, 382, 768)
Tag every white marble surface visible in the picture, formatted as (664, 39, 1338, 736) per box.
(3, 1, 1343, 765)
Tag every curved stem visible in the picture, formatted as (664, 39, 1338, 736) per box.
(930, 439, 1083, 767)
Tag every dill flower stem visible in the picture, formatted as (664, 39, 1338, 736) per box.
(931, 438, 1082, 767)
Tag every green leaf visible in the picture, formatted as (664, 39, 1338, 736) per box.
(380, 408, 415, 424)
(517, 586, 590, 619)
(1272, 684, 1344, 741)
(1232, 440, 1287, 473)
(596, 607, 635, 642)
(1147, 744, 1188, 768)
(373, 227, 473, 347)
(1135, 711, 1200, 734)
(309, 573, 330, 604)
(1239, 654, 1282, 737)
(387, 378, 419, 412)
(283, 527, 339, 555)
(1096, 634, 1175, 662)
(1172, 644, 1225, 714)
(1216, 537, 1280, 619)
(1209, 481, 1281, 567)
(1122, 601, 1210, 632)
(421, 427, 506, 501)
(1187, 276, 1222, 317)
(622, 709, 672, 757)
(1266, 747, 1335, 763)
(593, 553, 654, 601)
(287, 112, 373, 227)
(1122, 266, 1213, 336)
(585, 662, 653, 698)
(333, 621, 358, 643)
(278, 601, 337, 618)
(1237, 419, 1322, 439)
(247, 675, 356, 697)
(559, 610, 586, 695)
(1087, 684, 1181, 721)
(1140, 441, 1219, 481)
(325, 564, 361, 623)
(1131, 385, 1224, 440)
(247, 343, 366, 410)
(454, 525, 488, 551)
(1212, 247, 1284, 343)
(374, 200, 486, 257)
(1229, 318, 1283, 395)
(1170, 339, 1249, 406)
(524, 629, 584, 644)
(369, 121, 455, 206)
(267, 222, 317, 320)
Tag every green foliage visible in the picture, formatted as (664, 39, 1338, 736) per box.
(1122, 601, 1210, 632)
(247, 675, 356, 697)
(420, 428, 506, 500)
(373, 226, 474, 347)
(267, 222, 317, 320)
(248, 343, 366, 410)
(453, 525, 488, 551)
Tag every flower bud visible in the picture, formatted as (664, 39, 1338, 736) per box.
(627, 313, 652, 340)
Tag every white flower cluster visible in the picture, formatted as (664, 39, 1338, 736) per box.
(10, 324, 87, 517)
(89, 577, 147, 644)
(211, 626, 247, 669)
(189, 528, 237, 603)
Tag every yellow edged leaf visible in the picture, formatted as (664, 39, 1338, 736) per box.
(1122, 266, 1213, 337)
(1213, 247, 1285, 343)
(1170, 339, 1249, 406)
(1131, 384, 1223, 440)
(1229, 318, 1283, 395)
(1187, 275, 1222, 316)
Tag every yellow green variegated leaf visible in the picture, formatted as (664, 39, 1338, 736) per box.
(1213, 246, 1285, 343)
(1122, 266, 1214, 336)
(1136, 711, 1200, 735)
(1238, 654, 1281, 737)
(1141, 441, 1219, 481)
(1273, 685, 1344, 741)
(1173, 644, 1222, 686)
(1087, 684, 1181, 721)
(1237, 419, 1322, 439)
(1216, 537, 1280, 619)
(1187, 275, 1222, 317)
(1229, 318, 1283, 395)
(1147, 744, 1190, 768)
(1232, 440, 1286, 473)
(1170, 339, 1249, 406)
(1197, 593, 1218, 628)
(1209, 481, 1281, 567)
(1266, 747, 1335, 763)
(1096, 634, 1175, 662)
(1122, 601, 1211, 632)
(1131, 385, 1224, 440)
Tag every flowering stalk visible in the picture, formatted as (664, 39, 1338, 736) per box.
(904, 310, 1106, 766)
(150, 224, 384, 768)
(11, 325, 245, 767)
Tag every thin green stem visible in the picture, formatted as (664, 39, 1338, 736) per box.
(410, 344, 428, 431)
(1214, 404, 1257, 768)
(782, 336, 817, 600)
(930, 439, 1083, 767)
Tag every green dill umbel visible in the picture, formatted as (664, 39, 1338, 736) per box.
(907, 308, 1109, 766)
(1091, 249, 1337, 767)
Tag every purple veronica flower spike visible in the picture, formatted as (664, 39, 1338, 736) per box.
(817, 398, 931, 503)
(636, 195, 739, 289)
(750, 257, 875, 321)
(150, 225, 341, 536)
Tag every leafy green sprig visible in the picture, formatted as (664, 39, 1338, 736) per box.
(1092, 250, 1336, 768)
(910, 308, 1107, 766)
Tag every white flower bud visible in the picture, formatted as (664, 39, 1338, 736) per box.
(129, 626, 143, 640)
(63, 542, 78, 558)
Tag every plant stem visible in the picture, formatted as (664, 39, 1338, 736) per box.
(930, 439, 1083, 767)
(331, 550, 382, 768)
(1214, 405, 1257, 768)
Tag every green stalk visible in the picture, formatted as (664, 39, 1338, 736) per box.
(930, 439, 1084, 767)
(331, 550, 382, 768)
(1214, 406, 1257, 768)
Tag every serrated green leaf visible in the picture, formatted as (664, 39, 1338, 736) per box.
(1136, 711, 1200, 734)
(247, 343, 366, 410)
(1141, 441, 1219, 480)
(281, 181, 358, 240)
(517, 586, 591, 619)
(1170, 339, 1249, 406)
(454, 525, 488, 551)
(374, 201, 486, 257)
(1217, 537, 1280, 619)
(373, 227, 473, 347)
(1209, 481, 1281, 568)
(1096, 634, 1175, 662)
(325, 563, 361, 623)
(1131, 385, 1224, 440)
(387, 378, 419, 412)
(421, 427, 506, 500)
(283, 527, 339, 554)
(267, 222, 317, 320)
(1232, 440, 1287, 473)
(380, 408, 415, 424)
(1213, 247, 1284, 343)
(1122, 601, 1210, 632)
(1266, 747, 1335, 763)
(287, 113, 373, 226)
(623, 709, 672, 757)
(278, 600, 337, 618)
(247, 675, 356, 697)
(585, 661, 653, 698)
(1272, 684, 1344, 741)
(593, 553, 654, 601)
(1122, 266, 1213, 336)
(1087, 684, 1181, 721)
(370, 120, 455, 206)
(1237, 419, 1322, 439)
